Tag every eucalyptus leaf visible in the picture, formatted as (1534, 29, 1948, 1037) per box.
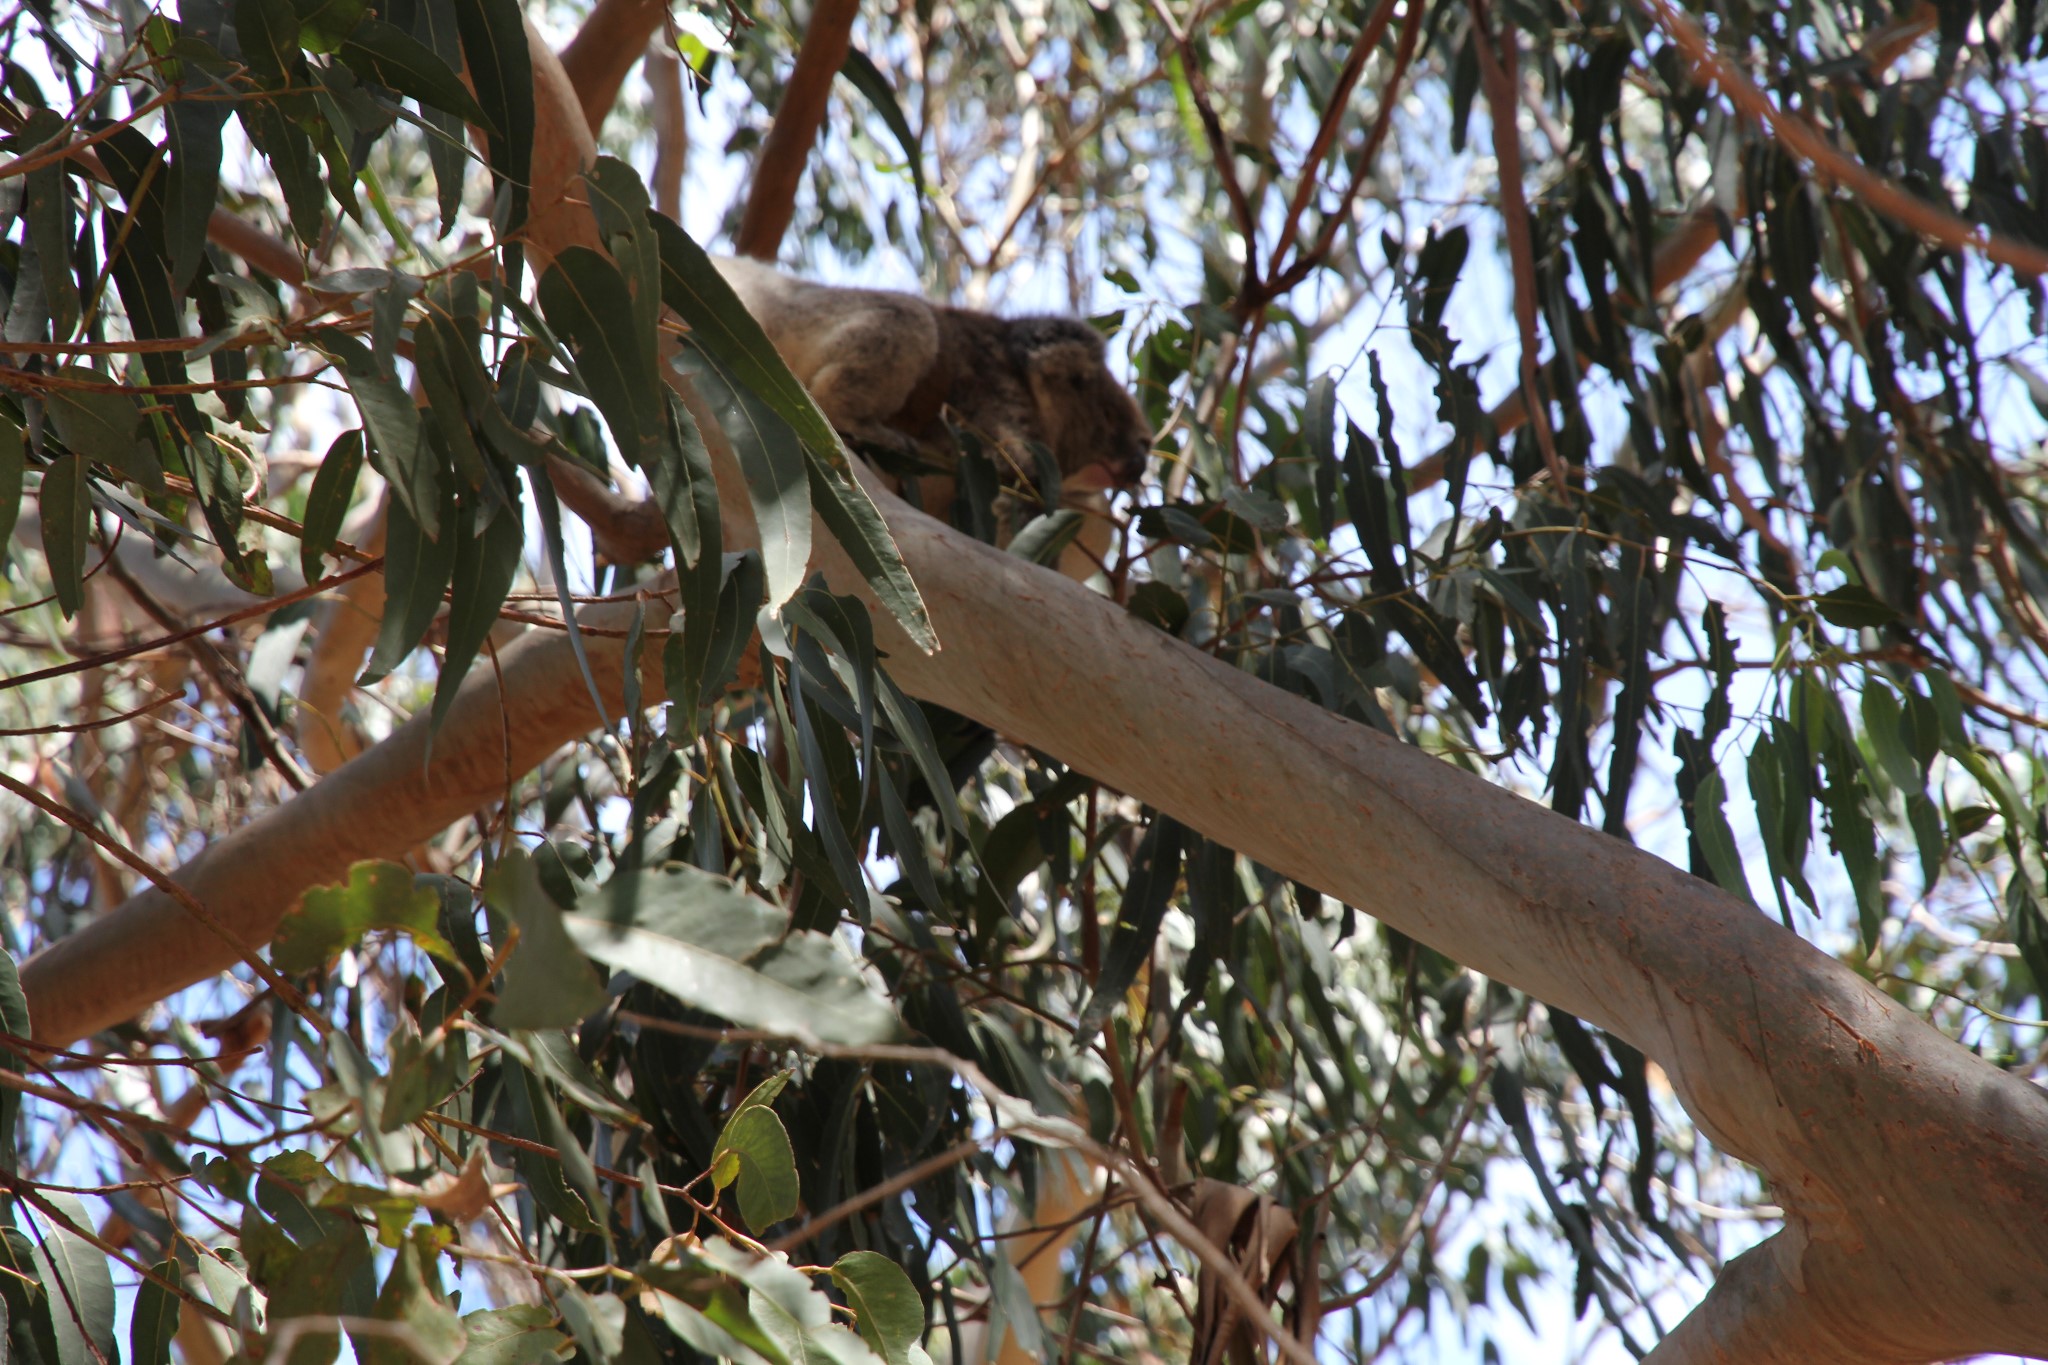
(561, 864, 902, 1045)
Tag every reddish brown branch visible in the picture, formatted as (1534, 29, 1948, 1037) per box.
(648, 48, 686, 219)
(1265, 0, 1400, 296)
(1147, 0, 1262, 299)
(558, 0, 674, 138)
(1469, 0, 1567, 491)
(733, 0, 860, 259)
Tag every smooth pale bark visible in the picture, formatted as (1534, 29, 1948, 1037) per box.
(21, 21, 2048, 1365)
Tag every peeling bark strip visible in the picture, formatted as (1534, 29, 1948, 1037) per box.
(20, 19, 2048, 1365)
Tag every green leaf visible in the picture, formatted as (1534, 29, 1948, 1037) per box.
(672, 347, 813, 615)
(37, 453, 91, 619)
(45, 373, 161, 489)
(668, 549, 765, 714)
(1079, 816, 1185, 1038)
(484, 848, 609, 1030)
(165, 95, 229, 292)
(450, 0, 533, 242)
(806, 451, 930, 651)
(235, 0, 301, 84)
(0, 411, 24, 574)
(536, 248, 664, 466)
(413, 318, 492, 491)
(641, 1270, 784, 1365)
(560, 864, 902, 1045)
(1861, 681, 1922, 797)
(131, 1258, 183, 1365)
(712, 1101, 799, 1231)
(358, 477, 456, 684)
(1126, 580, 1190, 636)
(830, 1252, 924, 1365)
(526, 464, 612, 734)
(555, 1287, 631, 1365)
(324, 331, 440, 537)
(29, 1193, 118, 1365)
(341, 18, 490, 124)
(21, 112, 80, 339)
(302, 428, 366, 582)
(294, 0, 366, 51)
(698, 1242, 877, 1365)
(194, 1244, 267, 1333)
(453, 1305, 570, 1365)
(273, 860, 456, 971)
(430, 492, 523, 733)
(1687, 771, 1755, 908)
(1812, 583, 1899, 629)
(410, 0, 468, 234)
(837, 46, 923, 194)
(646, 214, 842, 462)
(581, 159, 661, 375)
(0, 948, 26, 1172)
(241, 100, 325, 244)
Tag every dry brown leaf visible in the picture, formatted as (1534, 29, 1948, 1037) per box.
(402, 1151, 518, 1223)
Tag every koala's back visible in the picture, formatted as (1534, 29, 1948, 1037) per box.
(710, 256, 1150, 490)
(710, 256, 940, 429)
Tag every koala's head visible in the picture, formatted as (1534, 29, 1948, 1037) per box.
(1008, 317, 1154, 488)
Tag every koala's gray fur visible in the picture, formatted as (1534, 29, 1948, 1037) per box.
(711, 255, 1152, 490)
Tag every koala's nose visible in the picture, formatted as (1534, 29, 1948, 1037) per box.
(1115, 440, 1152, 485)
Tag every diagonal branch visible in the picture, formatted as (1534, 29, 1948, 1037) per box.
(733, 0, 861, 260)
(1468, 0, 1567, 491)
(559, 0, 674, 137)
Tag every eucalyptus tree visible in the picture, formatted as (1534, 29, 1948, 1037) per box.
(0, 0, 2045, 1361)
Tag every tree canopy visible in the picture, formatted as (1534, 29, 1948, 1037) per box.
(0, 0, 2046, 1361)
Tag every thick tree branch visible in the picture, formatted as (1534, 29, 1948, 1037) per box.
(732, 0, 860, 260)
(558, 0, 673, 137)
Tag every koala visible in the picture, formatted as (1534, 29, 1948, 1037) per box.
(711, 255, 1153, 498)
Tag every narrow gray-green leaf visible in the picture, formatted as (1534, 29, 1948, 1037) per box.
(131, 1258, 183, 1365)
(536, 247, 663, 466)
(37, 454, 91, 619)
(430, 493, 523, 732)
(46, 373, 161, 489)
(807, 453, 931, 651)
(450, 0, 532, 240)
(324, 332, 437, 537)
(1005, 508, 1083, 566)
(837, 47, 923, 194)
(165, 96, 229, 292)
(358, 479, 455, 684)
(341, 17, 490, 125)
(675, 350, 810, 615)
(1689, 771, 1756, 909)
(302, 428, 366, 582)
(0, 411, 24, 557)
